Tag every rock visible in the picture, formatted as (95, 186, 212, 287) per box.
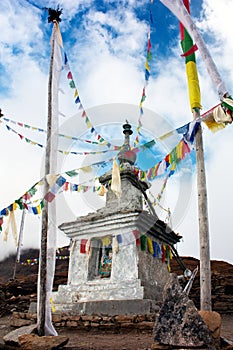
(199, 310, 222, 339)
(10, 317, 33, 327)
(3, 324, 37, 346)
(18, 334, 69, 349)
(153, 274, 214, 348)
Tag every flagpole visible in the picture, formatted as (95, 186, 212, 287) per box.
(37, 23, 55, 336)
(37, 7, 62, 335)
(180, 0, 212, 311)
(193, 110, 212, 311)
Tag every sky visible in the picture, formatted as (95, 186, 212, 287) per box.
(0, 0, 233, 265)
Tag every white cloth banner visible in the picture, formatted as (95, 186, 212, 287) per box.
(159, 0, 228, 100)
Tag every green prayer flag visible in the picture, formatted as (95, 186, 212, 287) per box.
(140, 235, 147, 251)
(65, 170, 78, 177)
(69, 80, 75, 88)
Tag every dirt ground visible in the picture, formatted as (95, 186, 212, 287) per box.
(0, 314, 232, 349)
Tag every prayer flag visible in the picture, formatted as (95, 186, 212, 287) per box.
(159, 0, 228, 99)
(179, 0, 201, 110)
(111, 158, 121, 198)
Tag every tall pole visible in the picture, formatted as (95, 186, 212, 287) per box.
(37, 7, 62, 336)
(180, 0, 212, 310)
(193, 110, 212, 311)
(37, 26, 55, 336)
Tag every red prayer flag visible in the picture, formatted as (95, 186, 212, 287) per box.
(147, 39, 152, 52)
(133, 229, 141, 246)
(44, 192, 56, 203)
(67, 71, 73, 80)
(80, 239, 88, 253)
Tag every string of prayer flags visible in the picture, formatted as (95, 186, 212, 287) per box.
(3, 123, 44, 149)
(2, 117, 107, 146)
(2, 120, 119, 156)
(19, 254, 70, 266)
(142, 138, 192, 182)
(134, 3, 153, 146)
(63, 51, 115, 148)
(156, 164, 176, 202)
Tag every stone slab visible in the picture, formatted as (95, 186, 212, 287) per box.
(53, 279, 144, 303)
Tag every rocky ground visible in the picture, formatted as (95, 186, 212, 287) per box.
(0, 314, 232, 349)
(0, 249, 233, 349)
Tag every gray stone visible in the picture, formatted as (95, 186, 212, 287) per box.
(154, 274, 214, 348)
(3, 324, 37, 346)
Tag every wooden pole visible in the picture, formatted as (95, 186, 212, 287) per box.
(37, 25, 55, 336)
(193, 108, 212, 311)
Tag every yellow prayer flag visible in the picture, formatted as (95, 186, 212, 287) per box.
(86, 120, 92, 128)
(145, 60, 150, 72)
(46, 174, 58, 186)
(102, 236, 111, 247)
(81, 166, 92, 173)
(147, 237, 154, 254)
(204, 118, 225, 132)
(159, 130, 174, 140)
(98, 185, 108, 196)
(186, 61, 201, 110)
(176, 141, 183, 160)
(36, 204, 41, 215)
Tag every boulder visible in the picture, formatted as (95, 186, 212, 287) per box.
(199, 310, 222, 339)
(3, 324, 37, 346)
(18, 334, 69, 349)
(153, 274, 214, 348)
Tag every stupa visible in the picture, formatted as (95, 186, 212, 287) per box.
(52, 122, 181, 315)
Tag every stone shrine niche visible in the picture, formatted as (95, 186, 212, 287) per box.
(87, 236, 113, 280)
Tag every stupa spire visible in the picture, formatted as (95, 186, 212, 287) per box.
(118, 121, 136, 165)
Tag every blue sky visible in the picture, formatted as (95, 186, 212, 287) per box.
(0, 0, 233, 264)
